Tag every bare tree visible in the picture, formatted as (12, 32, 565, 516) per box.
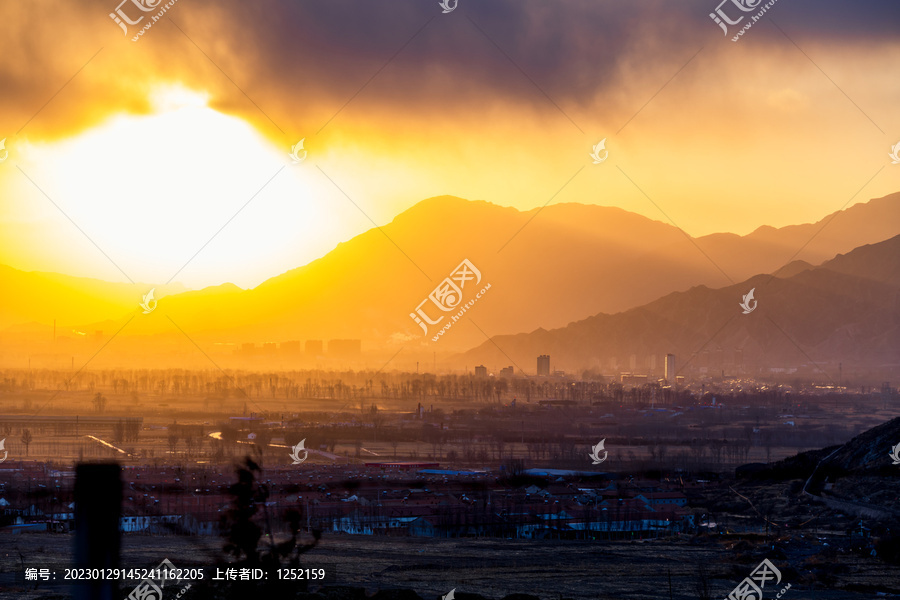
(221, 426, 239, 456)
(255, 429, 273, 457)
(695, 562, 712, 600)
(194, 426, 205, 456)
(92, 393, 107, 413)
(167, 428, 180, 456)
(21, 429, 33, 456)
(370, 404, 385, 442)
(112, 421, 126, 444)
(125, 420, 140, 442)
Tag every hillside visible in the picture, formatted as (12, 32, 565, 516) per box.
(2, 192, 899, 355)
(0, 264, 186, 331)
(460, 235, 900, 374)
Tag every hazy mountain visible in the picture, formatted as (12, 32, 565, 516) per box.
(686, 191, 900, 280)
(2, 192, 899, 357)
(459, 235, 900, 376)
(0, 264, 186, 331)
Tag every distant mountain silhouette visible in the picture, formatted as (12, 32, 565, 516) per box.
(459, 234, 900, 376)
(2, 192, 899, 358)
(0, 264, 186, 331)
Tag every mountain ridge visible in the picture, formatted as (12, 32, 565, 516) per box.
(458, 234, 900, 375)
(2, 192, 898, 358)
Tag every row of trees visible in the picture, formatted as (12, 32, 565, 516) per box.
(2, 368, 630, 404)
(166, 424, 208, 457)
(1, 425, 32, 455)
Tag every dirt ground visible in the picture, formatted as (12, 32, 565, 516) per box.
(2, 532, 898, 599)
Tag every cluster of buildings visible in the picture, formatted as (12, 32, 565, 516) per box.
(0, 462, 696, 540)
(475, 353, 684, 384)
(329, 471, 694, 539)
(237, 339, 362, 358)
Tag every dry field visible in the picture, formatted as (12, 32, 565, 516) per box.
(2, 532, 899, 600)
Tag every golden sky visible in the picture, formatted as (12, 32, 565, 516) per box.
(1, 0, 898, 289)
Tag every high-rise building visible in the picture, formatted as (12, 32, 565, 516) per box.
(474, 365, 487, 378)
(500, 366, 514, 378)
(665, 353, 676, 384)
(328, 339, 361, 356)
(281, 340, 301, 354)
(537, 355, 550, 376)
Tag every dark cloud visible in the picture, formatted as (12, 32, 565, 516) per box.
(773, 0, 900, 38)
(1, 0, 896, 137)
(184, 0, 899, 130)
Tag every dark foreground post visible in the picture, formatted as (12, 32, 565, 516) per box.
(74, 463, 122, 600)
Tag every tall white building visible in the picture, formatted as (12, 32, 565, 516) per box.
(665, 353, 676, 384)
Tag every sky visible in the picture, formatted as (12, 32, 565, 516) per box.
(0, 0, 898, 289)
